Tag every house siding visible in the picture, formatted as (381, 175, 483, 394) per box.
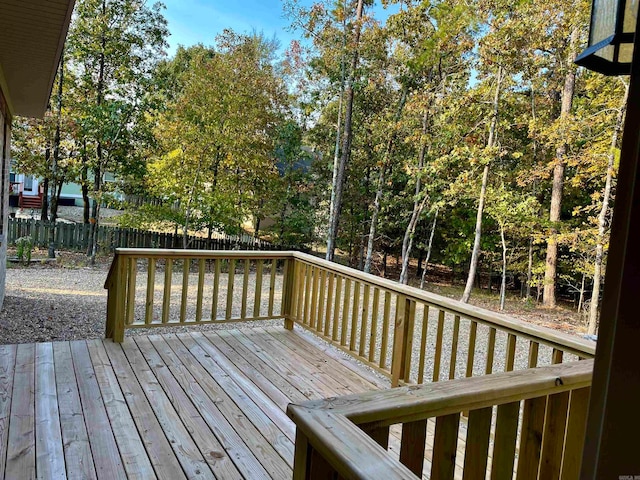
(0, 85, 10, 307)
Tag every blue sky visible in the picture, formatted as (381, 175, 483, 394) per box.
(161, 0, 398, 56)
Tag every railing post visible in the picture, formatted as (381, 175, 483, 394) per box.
(283, 257, 297, 330)
(105, 254, 127, 342)
(391, 296, 415, 387)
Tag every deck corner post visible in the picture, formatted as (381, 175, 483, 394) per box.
(292, 428, 312, 479)
(283, 257, 297, 330)
(106, 254, 127, 343)
(391, 296, 414, 387)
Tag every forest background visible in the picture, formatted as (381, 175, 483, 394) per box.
(12, 0, 629, 336)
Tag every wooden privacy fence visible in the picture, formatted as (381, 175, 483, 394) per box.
(7, 217, 278, 252)
(288, 359, 593, 479)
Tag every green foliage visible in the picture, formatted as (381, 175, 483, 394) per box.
(16, 237, 34, 265)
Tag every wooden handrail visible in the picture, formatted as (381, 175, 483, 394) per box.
(288, 360, 594, 479)
(292, 252, 595, 357)
(294, 359, 593, 426)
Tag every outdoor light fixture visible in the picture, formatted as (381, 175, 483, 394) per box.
(575, 0, 639, 75)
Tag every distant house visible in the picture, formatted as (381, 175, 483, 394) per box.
(0, 0, 76, 306)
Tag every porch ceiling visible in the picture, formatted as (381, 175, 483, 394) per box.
(0, 0, 75, 118)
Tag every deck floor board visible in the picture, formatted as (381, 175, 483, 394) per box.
(0, 326, 481, 479)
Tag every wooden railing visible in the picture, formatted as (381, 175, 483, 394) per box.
(290, 252, 595, 386)
(105, 249, 294, 342)
(106, 250, 595, 382)
(287, 359, 593, 479)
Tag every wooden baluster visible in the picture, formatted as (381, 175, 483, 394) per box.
(449, 315, 460, 380)
(433, 310, 445, 382)
(431, 413, 461, 480)
(225, 259, 235, 320)
(240, 259, 250, 320)
(490, 401, 520, 480)
(485, 327, 496, 374)
(268, 259, 277, 317)
(349, 282, 361, 351)
(180, 259, 189, 323)
(316, 270, 327, 334)
(400, 419, 427, 476)
(528, 341, 539, 368)
(361, 424, 390, 450)
(463, 407, 493, 480)
(195, 259, 205, 322)
(368, 288, 380, 363)
(332, 276, 343, 341)
(296, 261, 305, 321)
(309, 266, 320, 330)
(551, 348, 563, 365)
(162, 258, 172, 324)
(253, 260, 263, 318)
(505, 334, 517, 372)
(340, 279, 351, 346)
(539, 389, 570, 479)
(323, 273, 334, 337)
(145, 258, 155, 325)
(358, 284, 370, 358)
(211, 258, 220, 321)
(466, 323, 479, 375)
(126, 257, 137, 325)
(516, 396, 547, 480)
(379, 292, 391, 370)
(303, 265, 312, 325)
(560, 387, 591, 479)
(417, 305, 429, 384)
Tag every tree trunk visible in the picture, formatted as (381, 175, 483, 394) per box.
(587, 81, 629, 334)
(88, 0, 107, 264)
(399, 195, 428, 284)
(363, 88, 408, 273)
(420, 208, 438, 289)
(48, 51, 64, 257)
(461, 67, 503, 303)
(327, 19, 346, 260)
(578, 272, 586, 313)
(543, 27, 579, 308)
(326, 0, 364, 262)
(499, 224, 507, 311)
(526, 236, 533, 299)
(399, 109, 429, 284)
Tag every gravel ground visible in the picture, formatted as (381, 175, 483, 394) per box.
(0, 259, 587, 386)
(0, 260, 282, 345)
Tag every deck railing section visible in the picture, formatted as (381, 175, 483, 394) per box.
(291, 252, 595, 387)
(106, 250, 595, 386)
(287, 359, 593, 479)
(105, 249, 293, 342)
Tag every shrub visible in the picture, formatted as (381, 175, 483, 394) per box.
(16, 236, 34, 265)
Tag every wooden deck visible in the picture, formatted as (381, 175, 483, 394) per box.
(0, 326, 397, 479)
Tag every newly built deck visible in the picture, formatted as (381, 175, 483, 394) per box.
(0, 327, 395, 479)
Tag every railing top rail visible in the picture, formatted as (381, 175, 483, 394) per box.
(113, 248, 295, 259)
(290, 359, 593, 428)
(292, 252, 596, 357)
(104, 248, 295, 288)
(288, 407, 417, 480)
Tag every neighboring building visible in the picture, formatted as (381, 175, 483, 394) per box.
(0, 0, 76, 306)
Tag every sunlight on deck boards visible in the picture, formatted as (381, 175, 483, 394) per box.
(0, 327, 483, 479)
